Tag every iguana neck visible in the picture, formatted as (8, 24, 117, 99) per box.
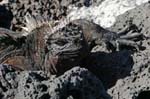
(25, 25, 49, 68)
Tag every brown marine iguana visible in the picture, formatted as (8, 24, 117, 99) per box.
(0, 14, 142, 75)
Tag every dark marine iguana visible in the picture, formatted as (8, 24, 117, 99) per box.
(0, 14, 143, 75)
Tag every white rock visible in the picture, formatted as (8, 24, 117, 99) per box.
(67, 0, 149, 28)
(0, 0, 8, 5)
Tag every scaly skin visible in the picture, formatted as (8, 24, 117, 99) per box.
(71, 19, 142, 51)
(0, 16, 142, 75)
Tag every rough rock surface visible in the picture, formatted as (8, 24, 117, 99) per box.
(1, 0, 150, 99)
(68, 0, 149, 27)
(67, 1, 150, 99)
(4, 0, 69, 31)
(1, 0, 97, 31)
(0, 64, 110, 99)
(107, 2, 150, 99)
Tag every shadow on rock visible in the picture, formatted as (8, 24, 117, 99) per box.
(82, 50, 134, 89)
(0, 5, 13, 29)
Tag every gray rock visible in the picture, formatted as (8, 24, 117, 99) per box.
(107, 2, 150, 99)
(1, 0, 97, 31)
(0, 64, 110, 99)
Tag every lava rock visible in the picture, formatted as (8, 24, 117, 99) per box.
(0, 64, 111, 99)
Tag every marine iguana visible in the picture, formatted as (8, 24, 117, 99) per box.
(0, 14, 142, 75)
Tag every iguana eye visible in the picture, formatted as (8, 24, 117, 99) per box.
(55, 39, 68, 46)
